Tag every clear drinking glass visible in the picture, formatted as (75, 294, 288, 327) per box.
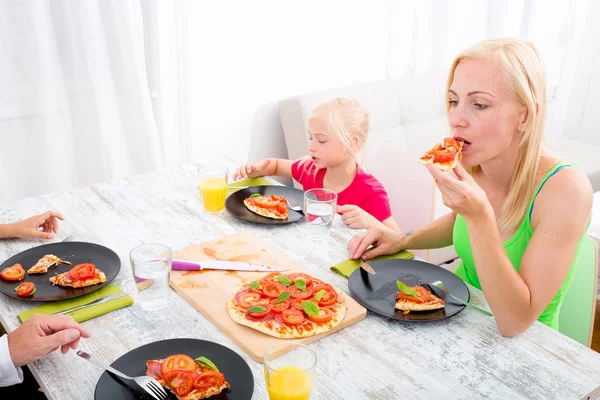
(304, 188, 337, 236)
(130, 244, 172, 311)
(198, 164, 229, 213)
(264, 342, 317, 400)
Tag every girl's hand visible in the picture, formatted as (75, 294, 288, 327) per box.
(12, 211, 64, 240)
(232, 159, 270, 181)
(426, 164, 492, 220)
(337, 204, 378, 229)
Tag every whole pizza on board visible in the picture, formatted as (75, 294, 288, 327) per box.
(227, 272, 346, 338)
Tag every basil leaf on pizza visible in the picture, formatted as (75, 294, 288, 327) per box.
(195, 356, 219, 371)
(302, 300, 320, 317)
(396, 280, 420, 297)
(314, 289, 326, 301)
(274, 291, 290, 303)
(249, 193, 261, 198)
(248, 305, 267, 313)
(249, 280, 260, 290)
(295, 279, 306, 292)
(277, 275, 292, 287)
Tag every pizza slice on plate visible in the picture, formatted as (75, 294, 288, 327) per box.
(49, 263, 106, 288)
(418, 137, 464, 172)
(145, 354, 230, 400)
(394, 280, 445, 315)
(243, 193, 288, 219)
(27, 254, 72, 274)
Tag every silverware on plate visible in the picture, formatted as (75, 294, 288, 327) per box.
(422, 280, 493, 317)
(359, 258, 376, 275)
(53, 293, 128, 315)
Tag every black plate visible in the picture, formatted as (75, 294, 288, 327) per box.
(95, 338, 254, 400)
(0, 242, 120, 302)
(348, 258, 469, 321)
(225, 185, 304, 224)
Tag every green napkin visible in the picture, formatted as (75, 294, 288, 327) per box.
(227, 177, 272, 197)
(18, 284, 134, 323)
(330, 251, 415, 278)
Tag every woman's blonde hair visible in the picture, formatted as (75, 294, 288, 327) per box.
(446, 38, 547, 233)
(308, 97, 370, 165)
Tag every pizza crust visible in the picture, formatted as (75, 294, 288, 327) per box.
(227, 283, 347, 338)
(394, 299, 445, 312)
(28, 254, 72, 274)
(243, 199, 287, 220)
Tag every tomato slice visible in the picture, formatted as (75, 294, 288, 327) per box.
(270, 194, 285, 202)
(262, 282, 285, 298)
(0, 264, 25, 281)
(432, 138, 460, 163)
(236, 291, 262, 308)
(69, 263, 96, 281)
(281, 309, 305, 325)
(276, 202, 287, 214)
(256, 198, 280, 209)
(16, 282, 35, 297)
(261, 272, 281, 285)
(307, 307, 333, 323)
(287, 273, 313, 287)
(289, 287, 313, 300)
(270, 299, 290, 313)
(248, 303, 272, 318)
(312, 284, 338, 306)
(193, 371, 225, 391)
(163, 370, 194, 397)
(161, 354, 198, 377)
(398, 286, 432, 304)
(291, 298, 305, 311)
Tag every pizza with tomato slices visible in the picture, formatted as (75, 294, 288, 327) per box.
(227, 272, 347, 338)
(243, 193, 288, 219)
(146, 354, 230, 400)
(49, 263, 107, 288)
(395, 280, 445, 315)
(418, 137, 464, 172)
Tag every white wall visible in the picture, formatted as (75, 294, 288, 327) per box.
(184, 0, 390, 166)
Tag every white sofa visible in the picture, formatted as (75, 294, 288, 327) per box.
(279, 71, 600, 264)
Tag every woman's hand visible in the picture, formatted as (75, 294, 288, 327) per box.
(426, 164, 493, 220)
(337, 204, 378, 229)
(348, 224, 405, 260)
(11, 211, 64, 239)
(232, 159, 270, 181)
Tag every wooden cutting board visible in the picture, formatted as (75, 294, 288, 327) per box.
(169, 232, 367, 362)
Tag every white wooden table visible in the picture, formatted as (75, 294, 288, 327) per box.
(1, 160, 600, 400)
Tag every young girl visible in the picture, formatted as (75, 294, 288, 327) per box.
(233, 98, 399, 231)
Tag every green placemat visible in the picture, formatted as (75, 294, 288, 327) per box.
(331, 251, 415, 278)
(18, 284, 134, 323)
(227, 177, 272, 197)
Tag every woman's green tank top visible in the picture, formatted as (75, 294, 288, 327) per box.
(453, 163, 584, 329)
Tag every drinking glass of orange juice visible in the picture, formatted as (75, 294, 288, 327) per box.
(264, 342, 316, 400)
(198, 164, 228, 213)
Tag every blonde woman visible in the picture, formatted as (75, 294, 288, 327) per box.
(234, 98, 400, 231)
(348, 38, 593, 336)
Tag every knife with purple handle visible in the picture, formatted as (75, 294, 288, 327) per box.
(171, 259, 289, 272)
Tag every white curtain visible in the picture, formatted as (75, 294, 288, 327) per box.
(0, 0, 189, 203)
(387, 0, 600, 147)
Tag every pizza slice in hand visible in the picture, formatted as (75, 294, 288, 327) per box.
(418, 137, 464, 172)
(394, 280, 445, 315)
(27, 254, 72, 274)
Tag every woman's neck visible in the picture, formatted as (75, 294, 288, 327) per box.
(478, 136, 521, 193)
(322, 157, 357, 193)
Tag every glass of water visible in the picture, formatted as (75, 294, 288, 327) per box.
(304, 188, 337, 236)
(130, 244, 172, 311)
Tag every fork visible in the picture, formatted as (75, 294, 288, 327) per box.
(77, 351, 169, 400)
(422, 280, 493, 317)
(286, 198, 303, 213)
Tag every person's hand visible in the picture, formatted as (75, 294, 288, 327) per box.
(7, 314, 91, 368)
(348, 224, 405, 260)
(232, 159, 270, 181)
(12, 211, 64, 240)
(425, 164, 492, 220)
(337, 205, 378, 229)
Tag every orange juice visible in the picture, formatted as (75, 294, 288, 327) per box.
(265, 365, 313, 400)
(199, 177, 227, 212)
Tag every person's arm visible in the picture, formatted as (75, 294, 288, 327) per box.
(468, 169, 592, 336)
(0, 335, 23, 387)
(232, 158, 294, 180)
(0, 211, 64, 240)
(381, 217, 401, 231)
(348, 211, 457, 260)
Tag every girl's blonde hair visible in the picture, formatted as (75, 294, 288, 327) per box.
(308, 97, 370, 165)
(446, 38, 547, 233)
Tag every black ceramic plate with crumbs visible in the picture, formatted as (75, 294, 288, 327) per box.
(94, 338, 254, 400)
(0, 241, 120, 302)
(348, 258, 469, 321)
(225, 185, 305, 225)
